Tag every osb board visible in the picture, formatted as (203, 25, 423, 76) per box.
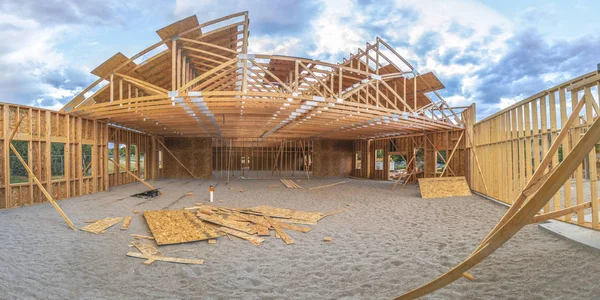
(144, 210, 220, 245)
(418, 177, 471, 199)
(312, 139, 353, 177)
(162, 137, 212, 179)
(156, 15, 201, 42)
(80, 217, 123, 234)
(91, 52, 137, 78)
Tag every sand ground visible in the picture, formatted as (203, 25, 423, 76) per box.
(0, 178, 599, 299)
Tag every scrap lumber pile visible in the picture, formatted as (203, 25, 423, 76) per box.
(142, 204, 338, 248)
(84, 205, 342, 266)
(280, 179, 302, 189)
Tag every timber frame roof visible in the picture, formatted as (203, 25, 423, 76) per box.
(62, 12, 465, 140)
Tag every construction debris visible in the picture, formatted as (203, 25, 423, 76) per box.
(265, 216, 294, 245)
(131, 234, 155, 240)
(126, 252, 204, 265)
(309, 180, 349, 190)
(80, 217, 123, 234)
(280, 179, 302, 189)
(323, 237, 333, 242)
(121, 216, 132, 230)
(144, 210, 220, 245)
(144, 203, 339, 248)
(218, 227, 265, 246)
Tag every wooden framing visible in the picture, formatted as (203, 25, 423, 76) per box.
(0, 103, 156, 211)
(470, 72, 600, 230)
(351, 129, 468, 182)
(60, 12, 462, 141)
(212, 138, 313, 179)
(397, 105, 600, 298)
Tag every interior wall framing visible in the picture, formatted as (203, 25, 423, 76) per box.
(351, 129, 468, 181)
(107, 126, 158, 187)
(211, 138, 314, 179)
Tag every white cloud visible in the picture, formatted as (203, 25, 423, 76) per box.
(248, 37, 301, 56)
(308, 0, 369, 59)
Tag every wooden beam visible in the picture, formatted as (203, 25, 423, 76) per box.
(530, 202, 592, 223)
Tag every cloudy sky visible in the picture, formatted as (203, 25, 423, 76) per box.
(1, 0, 599, 118)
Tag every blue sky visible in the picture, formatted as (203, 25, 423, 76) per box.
(1, 0, 599, 119)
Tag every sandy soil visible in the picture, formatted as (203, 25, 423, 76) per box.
(0, 178, 599, 299)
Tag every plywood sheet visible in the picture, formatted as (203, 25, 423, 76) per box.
(143, 210, 220, 245)
(156, 15, 201, 43)
(418, 176, 471, 199)
(91, 52, 136, 78)
(80, 217, 123, 234)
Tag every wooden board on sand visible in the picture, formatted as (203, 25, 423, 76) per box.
(418, 176, 472, 199)
(143, 210, 220, 245)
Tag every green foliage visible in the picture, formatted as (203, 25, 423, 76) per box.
(9, 141, 28, 183)
(130, 144, 137, 171)
(51, 143, 65, 179)
(82, 144, 93, 176)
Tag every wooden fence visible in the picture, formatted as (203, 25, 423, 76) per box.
(471, 71, 600, 230)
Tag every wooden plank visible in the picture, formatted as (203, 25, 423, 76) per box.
(196, 212, 255, 234)
(308, 180, 349, 190)
(127, 252, 204, 265)
(121, 215, 132, 230)
(80, 217, 123, 234)
(218, 227, 265, 246)
(418, 177, 471, 199)
(131, 234, 155, 240)
(244, 205, 326, 223)
(265, 216, 294, 245)
(531, 202, 591, 223)
(278, 222, 313, 233)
